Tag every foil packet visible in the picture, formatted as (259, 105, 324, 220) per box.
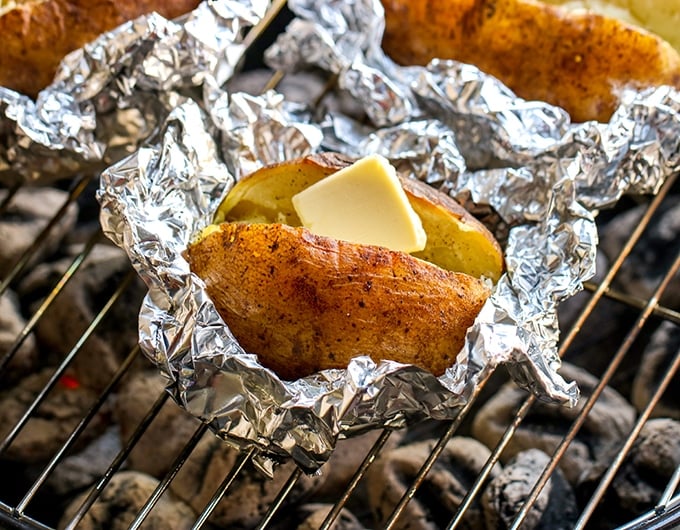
(0, 0, 269, 185)
(4, 0, 680, 471)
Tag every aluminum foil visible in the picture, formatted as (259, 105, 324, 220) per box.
(0, 0, 269, 185)
(6, 0, 680, 471)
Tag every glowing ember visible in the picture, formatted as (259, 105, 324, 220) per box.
(59, 374, 80, 390)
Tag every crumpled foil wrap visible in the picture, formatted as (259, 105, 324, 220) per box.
(0, 0, 269, 184)
(5, 0, 680, 471)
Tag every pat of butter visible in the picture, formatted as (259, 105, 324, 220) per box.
(291, 154, 427, 253)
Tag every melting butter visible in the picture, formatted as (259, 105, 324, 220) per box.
(292, 154, 427, 253)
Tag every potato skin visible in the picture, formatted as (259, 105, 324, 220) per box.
(0, 0, 201, 96)
(186, 222, 491, 380)
(381, 0, 680, 122)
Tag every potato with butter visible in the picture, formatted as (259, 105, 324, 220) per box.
(185, 153, 504, 380)
(381, 0, 680, 123)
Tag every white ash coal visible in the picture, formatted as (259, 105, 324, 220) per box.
(46, 426, 122, 497)
(481, 449, 578, 530)
(293, 503, 367, 530)
(313, 429, 403, 500)
(0, 187, 78, 279)
(632, 321, 680, 419)
(0, 289, 37, 383)
(579, 418, 680, 529)
(0, 368, 110, 464)
(599, 196, 680, 309)
(366, 437, 500, 530)
(116, 369, 325, 529)
(609, 418, 680, 518)
(472, 362, 636, 486)
(59, 470, 196, 530)
(171, 437, 323, 530)
(17, 243, 147, 390)
(115, 370, 202, 479)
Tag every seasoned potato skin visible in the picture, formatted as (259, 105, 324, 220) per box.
(186, 222, 491, 380)
(186, 153, 503, 380)
(0, 0, 201, 96)
(381, 0, 680, 122)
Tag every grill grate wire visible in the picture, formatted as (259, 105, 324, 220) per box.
(512, 249, 680, 530)
(0, 3, 679, 528)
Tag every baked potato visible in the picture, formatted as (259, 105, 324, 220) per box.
(381, 0, 680, 123)
(185, 153, 504, 380)
(0, 0, 201, 96)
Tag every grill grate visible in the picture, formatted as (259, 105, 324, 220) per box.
(1, 3, 679, 529)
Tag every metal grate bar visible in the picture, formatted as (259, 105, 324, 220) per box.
(255, 467, 304, 530)
(446, 393, 536, 530)
(0, 174, 90, 297)
(0, 182, 21, 216)
(561, 171, 677, 350)
(0, 231, 100, 375)
(319, 429, 394, 530)
(14, 345, 140, 515)
(383, 370, 493, 529)
(575, 343, 680, 529)
(262, 70, 285, 92)
(0, 501, 54, 530)
(242, 0, 288, 50)
(446, 171, 678, 529)
(617, 495, 680, 530)
(657, 464, 680, 515)
(61, 391, 171, 530)
(191, 446, 258, 529)
(583, 281, 680, 325)
(0, 270, 135, 456)
(508, 249, 680, 529)
(128, 422, 210, 530)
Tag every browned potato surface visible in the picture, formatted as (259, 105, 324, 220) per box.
(381, 0, 680, 122)
(186, 154, 503, 380)
(0, 0, 201, 96)
(186, 222, 491, 380)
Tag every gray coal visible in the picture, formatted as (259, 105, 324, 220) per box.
(0, 187, 78, 278)
(481, 449, 578, 530)
(366, 436, 501, 530)
(632, 321, 680, 420)
(18, 243, 147, 390)
(472, 362, 636, 485)
(599, 196, 680, 309)
(0, 368, 109, 463)
(580, 418, 680, 528)
(59, 470, 196, 530)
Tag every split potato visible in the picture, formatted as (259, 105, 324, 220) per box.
(381, 0, 680, 123)
(186, 153, 503, 380)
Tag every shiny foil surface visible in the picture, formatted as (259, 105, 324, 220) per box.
(0, 0, 269, 184)
(5, 0, 680, 471)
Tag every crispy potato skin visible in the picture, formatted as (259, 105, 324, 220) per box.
(186, 222, 491, 380)
(0, 0, 200, 96)
(381, 0, 680, 122)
